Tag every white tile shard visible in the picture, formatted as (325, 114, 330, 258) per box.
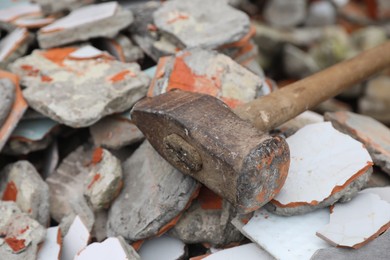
(317, 192, 390, 248)
(138, 235, 186, 260)
(360, 186, 390, 203)
(61, 216, 90, 260)
(236, 208, 330, 260)
(203, 243, 274, 260)
(0, 28, 29, 61)
(37, 226, 62, 260)
(0, 3, 41, 22)
(271, 122, 372, 210)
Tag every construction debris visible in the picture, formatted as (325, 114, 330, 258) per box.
(36, 226, 61, 260)
(0, 78, 14, 127)
(61, 216, 90, 260)
(138, 235, 186, 260)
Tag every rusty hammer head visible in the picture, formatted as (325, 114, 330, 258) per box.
(131, 89, 290, 213)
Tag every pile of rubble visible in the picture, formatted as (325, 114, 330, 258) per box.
(0, 0, 389, 259)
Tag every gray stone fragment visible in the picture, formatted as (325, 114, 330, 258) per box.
(306, 1, 336, 27)
(11, 47, 150, 128)
(325, 111, 390, 175)
(38, 2, 133, 49)
(0, 78, 15, 127)
(283, 44, 319, 78)
(2, 136, 53, 156)
(107, 141, 199, 242)
(90, 116, 144, 150)
(33, 0, 95, 14)
(0, 161, 50, 226)
(311, 230, 390, 260)
(46, 144, 95, 231)
(358, 76, 390, 124)
(84, 148, 123, 211)
(153, 0, 250, 49)
(263, 0, 306, 28)
(169, 197, 243, 247)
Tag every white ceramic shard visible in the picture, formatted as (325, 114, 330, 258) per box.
(0, 28, 28, 61)
(138, 235, 186, 260)
(69, 46, 107, 60)
(61, 216, 90, 260)
(272, 122, 372, 207)
(75, 237, 139, 260)
(361, 187, 390, 203)
(14, 17, 54, 28)
(0, 3, 41, 22)
(203, 243, 274, 260)
(317, 192, 390, 248)
(238, 208, 330, 259)
(41, 2, 117, 33)
(37, 226, 61, 260)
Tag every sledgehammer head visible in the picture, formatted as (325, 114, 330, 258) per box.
(131, 90, 290, 213)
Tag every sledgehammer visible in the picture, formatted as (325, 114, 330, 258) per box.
(131, 41, 390, 213)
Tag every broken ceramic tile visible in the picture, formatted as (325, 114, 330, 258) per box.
(38, 2, 133, 49)
(0, 2, 41, 29)
(75, 236, 140, 260)
(169, 186, 243, 247)
(13, 16, 54, 29)
(33, 0, 95, 15)
(0, 27, 32, 69)
(138, 235, 186, 260)
(89, 115, 144, 150)
(0, 78, 15, 127)
(2, 117, 59, 155)
(203, 243, 274, 260)
(268, 122, 373, 216)
(316, 192, 390, 248)
(61, 216, 90, 260)
(276, 111, 324, 137)
(361, 186, 390, 203)
(305, 0, 336, 27)
(233, 208, 330, 259)
(263, 0, 306, 28)
(107, 141, 199, 242)
(0, 201, 46, 255)
(325, 111, 390, 175)
(283, 44, 319, 78)
(358, 76, 390, 124)
(84, 148, 123, 211)
(0, 160, 50, 226)
(11, 46, 150, 128)
(312, 229, 390, 260)
(148, 48, 263, 108)
(153, 0, 250, 49)
(36, 226, 61, 260)
(46, 144, 95, 231)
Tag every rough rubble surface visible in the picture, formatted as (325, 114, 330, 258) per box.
(10, 47, 150, 128)
(107, 141, 199, 242)
(46, 144, 95, 231)
(0, 78, 15, 127)
(37, 2, 133, 49)
(325, 111, 390, 175)
(0, 161, 50, 226)
(153, 0, 250, 49)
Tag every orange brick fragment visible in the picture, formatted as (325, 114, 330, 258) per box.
(91, 147, 104, 165)
(5, 237, 26, 252)
(2, 181, 18, 201)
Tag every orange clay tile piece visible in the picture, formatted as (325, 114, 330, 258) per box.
(131, 240, 144, 251)
(41, 47, 77, 66)
(2, 181, 18, 201)
(91, 147, 104, 165)
(198, 186, 223, 210)
(109, 70, 136, 83)
(41, 75, 53, 82)
(5, 237, 26, 252)
(87, 173, 101, 190)
(189, 254, 211, 260)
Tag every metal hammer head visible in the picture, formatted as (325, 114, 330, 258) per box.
(131, 90, 290, 213)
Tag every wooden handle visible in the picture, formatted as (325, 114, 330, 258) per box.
(234, 41, 390, 132)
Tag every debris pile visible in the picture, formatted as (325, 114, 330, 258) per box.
(0, 0, 389, 259)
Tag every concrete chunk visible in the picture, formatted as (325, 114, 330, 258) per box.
(0, 78, 15, 127)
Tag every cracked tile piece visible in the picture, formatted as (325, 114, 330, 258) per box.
(316, 192, 390, 248)
(38, 2, 133, 48)
(0, 202, 46, 255)
(153, 0, 250, 49)
(0, 27, 32, 69)
(84, 148, 123, 210)
(234, 208, 330, 260)
(107, 141, 199, 242)
(0, 161, 50, 226)
(148, 48, 264, 108)
(46, 144, 95, 231)
(33, 0, 94, 14)
(361, 187, 390, 203)
(75, 237, 140, 260)
(203, 243, 274, 260)
(11, 46, 150, 128)
(37, 226, 62, 260)
(61, 216, 90, 260)
(0, 71, 27, 152)
(138, 235, 186, 260)
(311, 230, 390, 260)
(90, 115, 144, 150)
(0, 78, 15, 127)
(169, 187, 243, 247)
(268, 122, 373, 216)
(325, 111, 390, 175)
(0, 3, 41, 23)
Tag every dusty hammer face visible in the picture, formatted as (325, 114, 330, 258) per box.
(131, 90, 290, 213)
